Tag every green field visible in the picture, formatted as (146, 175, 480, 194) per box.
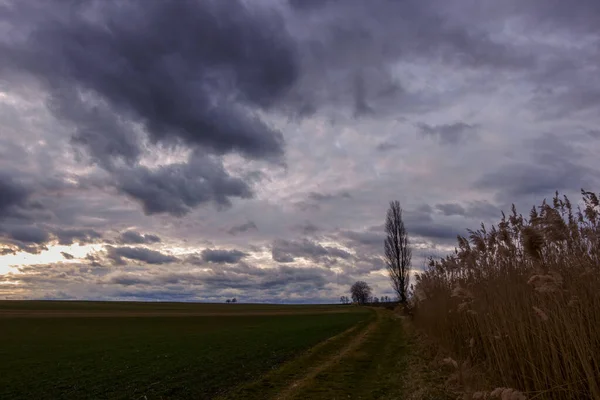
(0, 301, 409, 400)
(0, 301, 374, 399)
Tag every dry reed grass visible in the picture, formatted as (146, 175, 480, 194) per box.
(412, 191, 600, 400)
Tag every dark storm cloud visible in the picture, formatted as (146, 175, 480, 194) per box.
(0, 174, 30, 218)
(2, 225, 49, 244)
(0, 174, 48, 237)
(402, 208, 464, 243)
(417, 122, 477, 145)
(118, 230, 161, 245)
(201, 249, 247, 264)
(106, 246, 178, 265)
(271, 239, 352, 263)
(0, 0, 293, 161)
(61, 252, 74, 260)
(115, 154, 253, 216)
(408, 223, 462, 242)
(53, 228, 102, 246)
(0, 0, 296, 216)
(227, 221, 258, 235)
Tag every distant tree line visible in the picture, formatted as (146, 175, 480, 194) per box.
(225, 298, 237, 303)
(341, 281, 396, 306)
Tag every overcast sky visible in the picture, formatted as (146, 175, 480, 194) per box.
(1, 0, 599, 303)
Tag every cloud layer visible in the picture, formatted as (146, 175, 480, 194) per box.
(1, 0, 599, 302)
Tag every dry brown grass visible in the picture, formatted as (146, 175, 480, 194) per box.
(412, 191, 600, 400)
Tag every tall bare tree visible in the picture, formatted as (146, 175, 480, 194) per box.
(384, 200, 412, 303)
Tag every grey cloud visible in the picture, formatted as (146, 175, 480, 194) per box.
(295, 190, 352, 211)
(417, 204, 434, 214)
(586, 129, 600, 139)
(375, 141, 400, 152)
(417, 122, 476, 145)
(465, 201, 502, 220)
(0, 174, 30, 218)
(61, 252, 74, 260)
(271, 239, 352, 263)
(107, 246, 178, 265)
(497, 0, 600, 35)
(118, 230, 161, 245)
(435, 201, 500, 220)
(353, 255, 386, 274)
(477, 161, 591, 199)
(403, 208, 463, 242)
(227, 221, 258, 235)
(283, 0, 533, 118)
(53, 228, 102, 246)
(1, 0, 293, 161)
(294, 222, 320, 235)
(308, 191, 352, 202)
(340, 230, 385, 247)
(408, 223, 462, 242)
(3, 0, 600, 303)
(436, 203, 467, 216)
(104, 264, 335, 295)
(476, 134, 595, 200)
(259, 265, 331, 291)
(116, 154, 253, 216)
(0, 0, 294, 218)
(85, 253, 104, 268)
(201, 249, 247, 264)
(2, 225, 49, 244)
(107, 275, 151, 287)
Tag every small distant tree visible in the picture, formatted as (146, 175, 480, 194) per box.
(231, 298, 237, 303)
(340, 295, 350, 305)
(384, 200, 412, 304)
(350, 281, 372, 305)
(373, 296, 379, 304)
(226, 299, 231, 303)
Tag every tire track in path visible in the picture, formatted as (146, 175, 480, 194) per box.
(275, 309, 382, 400)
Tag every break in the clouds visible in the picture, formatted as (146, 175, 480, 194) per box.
(1, 0, 599, 302)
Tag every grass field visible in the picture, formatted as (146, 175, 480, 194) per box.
(0, 301, 373, 400)
(224, 308, 409, 400)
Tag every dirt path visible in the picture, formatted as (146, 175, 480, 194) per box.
(274, 309, 382, 400)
